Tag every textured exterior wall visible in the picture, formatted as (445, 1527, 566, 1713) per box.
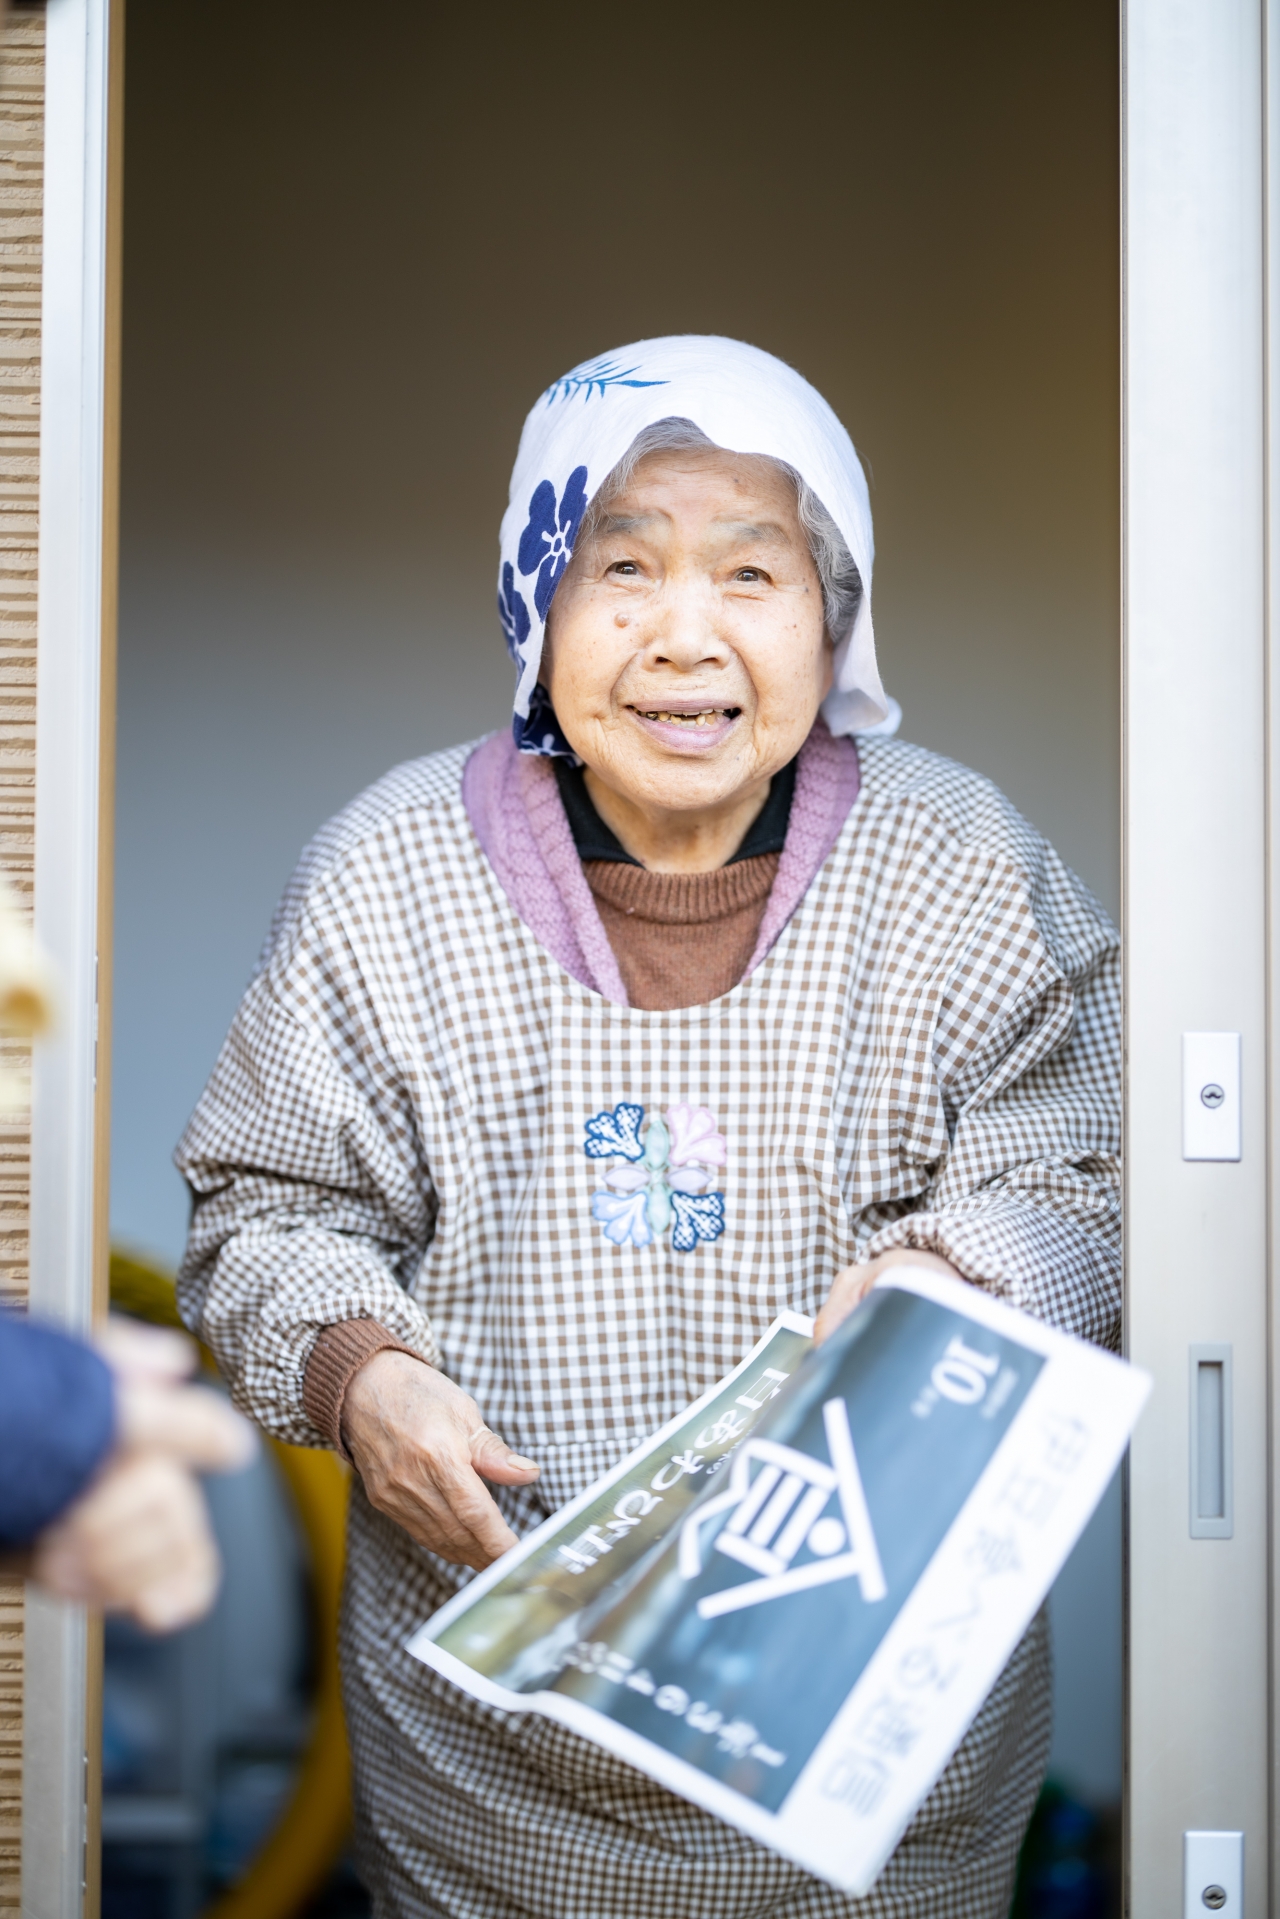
(0, 7, 44, 1910)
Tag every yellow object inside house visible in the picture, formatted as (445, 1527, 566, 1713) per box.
(109, 1250, 353, 1919)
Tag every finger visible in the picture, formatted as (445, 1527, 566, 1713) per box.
(53, 1452, 192, 1550)
(99, 1318, 197, 1384)
(813, 1269, 874, 1346)
(48, 1523, 190, 1605)
(411, 1449, 521, 1563)
(372, 1477, 510, 1569)
(376, 1447, 520, 1567)
(116, 1382, 257, 1471)
(34, 1459, 217, 1607)
(400, 1496, 515, 1570)
(79, 1504, 220, 1626)
(450, 1483, 520, 1562)
(90, 1479, 210, 1592)
(133, 1575, 218, 1634)
(468, 1425, 539, 1484)
(129, 1542, 222, 1633)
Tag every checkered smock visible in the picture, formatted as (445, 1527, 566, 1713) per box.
(176, 734, 1120, 1919)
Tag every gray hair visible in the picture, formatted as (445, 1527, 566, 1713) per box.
(580, 416, 863, 648)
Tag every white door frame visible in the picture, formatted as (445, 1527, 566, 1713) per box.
(1124, 2, 1272, 1914)
(23, 1, 1280, 1914)
(23, 0, 117, 1915)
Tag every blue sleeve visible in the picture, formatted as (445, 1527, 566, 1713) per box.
(0, 1311, 116, 1544)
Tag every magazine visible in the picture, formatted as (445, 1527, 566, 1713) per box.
(406, 1267, 1149, 1894)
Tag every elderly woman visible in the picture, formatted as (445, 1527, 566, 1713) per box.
(176, 336, 1119, 1919)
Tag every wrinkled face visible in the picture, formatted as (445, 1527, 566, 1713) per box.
(543, 447, 831, 817)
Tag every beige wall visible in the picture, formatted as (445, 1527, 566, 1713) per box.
(120, 0, 1119, 881)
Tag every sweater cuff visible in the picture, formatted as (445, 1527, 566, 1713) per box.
(302, 1319, 427, 1460)
(0, 1313, 116, 1543)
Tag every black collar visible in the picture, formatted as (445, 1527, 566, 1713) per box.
(554, 755, 797, 868)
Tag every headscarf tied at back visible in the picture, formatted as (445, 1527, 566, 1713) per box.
(499, 334, 893, 757)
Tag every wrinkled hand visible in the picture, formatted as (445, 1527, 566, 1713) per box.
(814, 1248, 965, 1346)
(31, 1318, 255, 1632)
(342, 1351, 539, 1570)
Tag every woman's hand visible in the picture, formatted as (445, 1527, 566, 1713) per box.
(814, 1248, 966, 1346)
(342, 1352, 539, 1570)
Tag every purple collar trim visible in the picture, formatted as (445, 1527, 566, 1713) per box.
(462, 720, 860, 1005)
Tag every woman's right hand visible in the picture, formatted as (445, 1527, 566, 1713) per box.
(341, 1352, 539, 1570)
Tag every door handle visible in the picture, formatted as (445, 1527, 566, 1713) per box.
(1189, 1344, 1233, 1539)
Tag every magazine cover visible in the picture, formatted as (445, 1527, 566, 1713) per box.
(406, 1268, 1149, 1894)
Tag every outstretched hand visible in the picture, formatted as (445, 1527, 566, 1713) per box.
(31, 1318, 255, 1632)
(814, 1248, 966, 1346)
(342, 1351, 539, 1570)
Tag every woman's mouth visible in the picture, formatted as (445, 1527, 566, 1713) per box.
(627, 703, 742, 750)
(640, 706, 738, 727)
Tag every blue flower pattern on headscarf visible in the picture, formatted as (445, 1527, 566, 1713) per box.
(514, 684, 577, 760)
(502, 349, 669, 755)
(497, 562, 530, 666)
(517, 466, 589, 620)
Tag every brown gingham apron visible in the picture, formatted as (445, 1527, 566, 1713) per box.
(178, 736, 1119, 1917)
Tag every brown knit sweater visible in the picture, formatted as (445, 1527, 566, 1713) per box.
(304, 851, 780, 1448)
(582, 852, 779, 1012)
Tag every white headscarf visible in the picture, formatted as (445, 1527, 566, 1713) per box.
(499, 334, 894, 755)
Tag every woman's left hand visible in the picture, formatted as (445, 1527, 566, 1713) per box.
(814, 1247, 967, 1346)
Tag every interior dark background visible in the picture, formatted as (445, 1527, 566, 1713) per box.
(109, 0, 1122, 1888)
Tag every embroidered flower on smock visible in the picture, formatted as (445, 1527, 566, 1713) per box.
(518, 466, 590, 619)
(586, 1102, 727, 1252)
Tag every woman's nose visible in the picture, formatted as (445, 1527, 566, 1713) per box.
(640, 583, 731, 670)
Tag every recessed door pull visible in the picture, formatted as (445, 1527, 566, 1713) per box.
(1188, 1345, 1233, 1540)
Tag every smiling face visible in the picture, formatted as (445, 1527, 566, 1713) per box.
(542, 446, 832, 871)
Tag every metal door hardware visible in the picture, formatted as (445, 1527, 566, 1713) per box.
(1184, 1831, 1243, 1915)
(1182, 1033, 1241, 1159)
(1188, 1345, 1233, 1539)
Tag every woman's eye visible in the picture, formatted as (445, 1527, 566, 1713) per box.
(608, 560, 640, 577)
(734, 567, 765, 583)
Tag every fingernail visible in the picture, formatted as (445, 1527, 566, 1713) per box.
(509, 1454, 539, 1472)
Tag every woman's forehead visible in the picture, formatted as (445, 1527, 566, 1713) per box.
(588, 503, 799, 548)
(604, 446, 801, 516)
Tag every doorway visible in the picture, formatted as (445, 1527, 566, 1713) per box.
(108, 4, 1121, 1914)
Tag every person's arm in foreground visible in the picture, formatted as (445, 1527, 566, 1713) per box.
(0, 1312, 255, 1630)
(0, 1309, 115, 1543)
